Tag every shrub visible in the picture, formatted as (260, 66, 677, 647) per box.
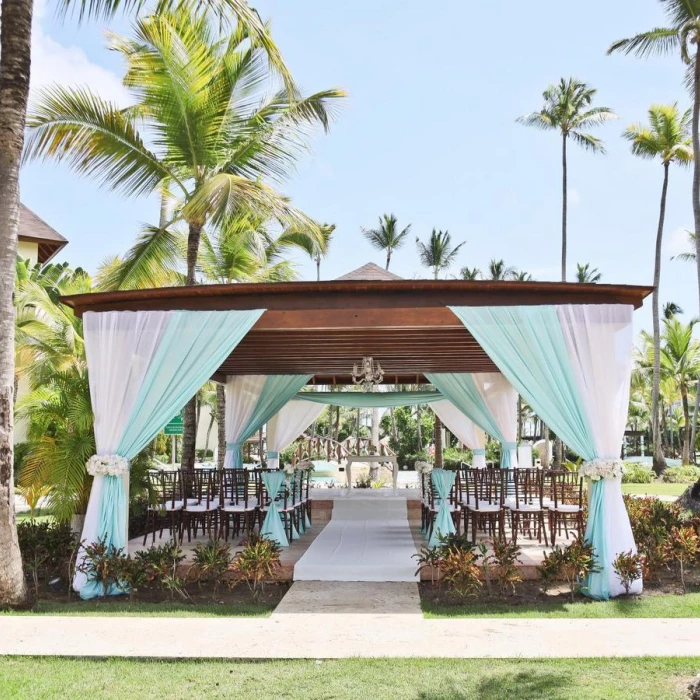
(662, 466, 700, 483)
(663, 526, 700, 591)
(439, 548, 482, 599)
(612, 550, 643, 595)
(133, 542, 187, 600)
(413, 545, 443, 586)
(190, 539, 233, 596)
(621, 462, 655, 484)
(442, 447, 473, 469)
(76, 539, 129, 598)
(230, 534, 281, 598)
(490, 540, 523, 595)
(537, 536, 600, 601)
(17, 521, 77, 597)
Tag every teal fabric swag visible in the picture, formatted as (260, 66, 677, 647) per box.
(296, 391, 444, 408)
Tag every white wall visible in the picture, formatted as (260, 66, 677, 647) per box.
(17, 240, 38, 265)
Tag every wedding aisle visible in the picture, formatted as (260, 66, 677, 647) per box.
(293, 498, 419, 582)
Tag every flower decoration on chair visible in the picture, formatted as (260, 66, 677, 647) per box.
(414, 461, 433, 475)
(283, 463, 296, 475)
(579, 459, 625, 481)
(86, 454, 130, 477)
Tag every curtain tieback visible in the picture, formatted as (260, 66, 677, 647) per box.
(225, 442, 240, 451)
(472, 448, 486, 456)
(503, 442, 517, 449)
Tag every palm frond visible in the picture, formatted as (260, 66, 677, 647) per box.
(607, 28, 680, 58)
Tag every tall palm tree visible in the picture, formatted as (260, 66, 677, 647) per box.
(0, 0, 295, 609)
(517, 78, 616, 281)
(289, 222, 334, 280)
(609, 1, 700, 325)
(664, 302, 684, 319)
(416, 229, 465, 279)
(673, 231, 697, 262)
(576, 262, 602, 283)
(486, 259, 517, 280)
(25, 9, 345, 473)
(362, 214, 411, 270)
(624, 103, 693, 474)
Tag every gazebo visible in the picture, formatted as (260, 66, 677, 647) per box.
(62, 276, 651, 601)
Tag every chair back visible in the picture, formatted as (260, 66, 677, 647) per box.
(512, 468, 544, 509)
(182, 468, 217, 508)
(148, 469, 181, 509)
(551, 470, 583, 508)
(221, 468, 249, 508)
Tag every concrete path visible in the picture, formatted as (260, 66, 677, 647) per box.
(2, 583, 700, 658)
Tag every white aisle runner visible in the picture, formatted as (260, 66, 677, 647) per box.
(293, 498, 419, 582)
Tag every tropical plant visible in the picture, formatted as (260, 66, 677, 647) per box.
(576, 262, 602, 283)
(663, 525, 700, 590)
(672, 231, 697, 262)
(458, 266, 481, 280)
(612, 550, 643, 595)
(662, 465, 700, 483)
(413, 544, 443, 586)
(518, 78, 616, 281)
(416, 229, 465, 279)
(229, 533, 281, 597)
(190, 538, 233, 596)
(439, 545, 482, 600)
(0, 0, 297, 612)
(490, 539, 523, 595)
(536, 536, 600, 601)
(362, 214, 411, 271)
(76, 538, 129, 598)
(15, 483, 53, 519)
(24, 8, 345, 473)
(486, 259, 517, 280)
(132, 541, 188, 600)
(609, 1, 700, 326)
(664, 301, 684, 319)
(621, 462, 655, 484)
(625, 104, 693, 474)
(14, 262, 95, 522)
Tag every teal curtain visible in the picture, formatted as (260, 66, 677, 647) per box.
(260, 471, 289, 547)
(227, 375, 311, 468)
(584, 480, 610, 600)
(451, 306, 607, 596)
(429, 469, 456, 547)
(296, 391, 443, 407)
(426, 373, 511, 465)
(80, 309, 263, 600)
(450, 307, 594, 461)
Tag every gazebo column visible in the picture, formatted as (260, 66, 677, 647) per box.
(452, 303, 641, 599)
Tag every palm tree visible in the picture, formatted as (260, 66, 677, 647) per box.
(511, 271, 533, 281)
(609, 2, 700, 326)
(624, 103, 693, 474)
(362, 214, 411, 270)
(486, 259, 517, 280)
(458, 266, 481, 280)
(664, 302, 684, 319)
(517, 78, 616, 281)
(673, 231, 697, 262)
(0, 0, 296, 609)
(25, 9, 345, 473)
(576, 262, 602, 283)
(289, 222, 335, 281)
(416, 229, 465, 279)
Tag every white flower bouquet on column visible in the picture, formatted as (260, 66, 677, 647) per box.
(86, 454, 129, 477)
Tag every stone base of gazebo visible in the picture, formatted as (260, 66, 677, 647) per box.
(129, 499, 552, 582)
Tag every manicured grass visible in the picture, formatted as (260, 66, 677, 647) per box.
(15, 510, 54, 523)
(1, 600, 274, 618)
(0, 657, 698, 699)
(622, 483, 687, 497)
(422, 591, 700, 619)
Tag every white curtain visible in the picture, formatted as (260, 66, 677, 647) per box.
(431, 400, 487, 468)
(223, 375, 267, 468)
(267, 400, 326, 469)
(76, 310, 172, 591)
(557, 304, 641, 596)
(473, 372, 519, 467)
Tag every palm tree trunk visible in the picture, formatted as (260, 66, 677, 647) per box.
(691, 384, 699, 465)
(416, 404, 423, 449)
(0, 0, 32, 607)
(434, 415, 443, 468)
(541, 425, 550, 469)
(386, 250, 391, 270)
(682, 383, 691, 466)
(694, 46, 700, 338)
(561, 132, 568, 282)
(652, 163, 670, 475)
(316, 255, 321, 281)
(204, 412, 214, 459)
(181, 220, 204, 470)
(216, 383, 225, 470)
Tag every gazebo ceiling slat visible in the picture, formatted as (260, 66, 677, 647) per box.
(61, 279, 652, 382)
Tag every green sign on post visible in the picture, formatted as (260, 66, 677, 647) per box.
(164, 411, 184, 436)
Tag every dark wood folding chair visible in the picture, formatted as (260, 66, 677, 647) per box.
(143, 469, 183, 545)
(180, 468, 219, 542)
(507, 468, 549, 546)
(549, 470, 584, 545)
(219, 468, 257, 540)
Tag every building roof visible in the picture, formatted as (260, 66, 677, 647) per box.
(336, 262, 403, 281)
(62, 279, 653, 385)
(18, 204, 68, 263)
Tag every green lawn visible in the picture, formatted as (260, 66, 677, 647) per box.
(423, 591, 700, 619)
(15, 510, 54, 523)
(621, 483, 687, 497)
(0, 657, 698, 699)
(1, 600, 274, 618)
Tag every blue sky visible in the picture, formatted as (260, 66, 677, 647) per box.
(21, 0, 698, 332)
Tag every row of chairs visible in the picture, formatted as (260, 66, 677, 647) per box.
(143, 468, 312, 545)
(421, 467, 584, 546)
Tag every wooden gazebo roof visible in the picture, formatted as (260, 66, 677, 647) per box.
(62, 280, 652, 385)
